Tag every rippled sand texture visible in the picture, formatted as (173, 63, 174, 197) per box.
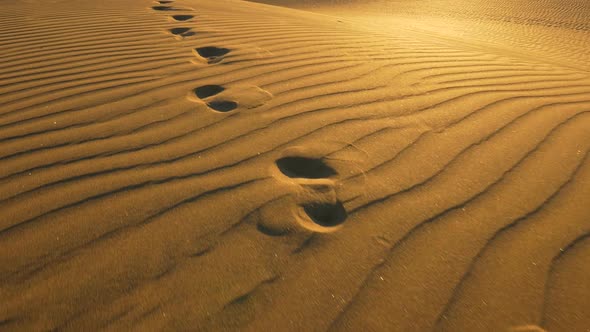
(0, 0, 589, 330)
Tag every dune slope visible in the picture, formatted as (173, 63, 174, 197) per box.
(0, 0, 589, 330)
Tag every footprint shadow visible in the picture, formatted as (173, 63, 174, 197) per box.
(194, 85, 225, 99)
(302, 202, 347, 228)
(169, 27, 195, 37)
(276, 156, 337, 179)
(172, 15, 194, 21)
(153, 5, 180, 11)
(194, 46, 230, 64)
(207, 101, 238, 112)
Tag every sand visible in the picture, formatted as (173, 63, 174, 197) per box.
(0, 0, 589, 330)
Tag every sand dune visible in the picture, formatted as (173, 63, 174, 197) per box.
(250, 0, 590, 72)
(0, 0, 589, 330)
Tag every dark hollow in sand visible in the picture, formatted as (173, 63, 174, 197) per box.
(153, 6, 177, 11)
(169, 27, 191, 35)
(194, 85, 225, 99)
(196, 46, 230, 59)
(172, 15, 193, 21)
(303, 202, 347, 227)
(207, 101, 238, 112)
(276, 156, 337, 179)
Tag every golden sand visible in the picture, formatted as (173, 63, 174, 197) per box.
(0, 0, 589, 330)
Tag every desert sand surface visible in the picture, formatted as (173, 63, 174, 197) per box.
(0, 0, 589, 330)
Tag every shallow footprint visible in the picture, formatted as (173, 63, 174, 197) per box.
(276, 156, 337, 179)
(172, 15, 193, 21)
(194, 46, 230, 64)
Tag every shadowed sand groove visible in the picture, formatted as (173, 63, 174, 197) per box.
(542, 234, 590, 331)
(0, 0, 589, 330)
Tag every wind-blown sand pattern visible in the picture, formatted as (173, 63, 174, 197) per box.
(0, 0, 589, 330)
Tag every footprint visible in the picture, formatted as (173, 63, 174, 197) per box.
(261, 149, 348, 233)
(302, 202, 347, 228)
(207, 101, 238, 113)
(152, 5, 179, 11)
(191, 85, 235, 112)
(194, 85, 225, 99)
(189, 85, 272, 113)
(276, 156, 337, 179)
(169, 27, 195, 37)
(253, 197, 346, 235)
(172, 15, 193, 21)
(193, 46, 230, 64)
(158, 0, 173, 3)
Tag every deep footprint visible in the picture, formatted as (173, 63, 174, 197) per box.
(158, 0, 173, 3)
(172, 15, 193, 21)
(207, 101, 237, 112)
(195, 47, 230, 63)
(194, 85, 225, 99)
(276, 156, 337, 179)
(302, 202, 347, 227)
